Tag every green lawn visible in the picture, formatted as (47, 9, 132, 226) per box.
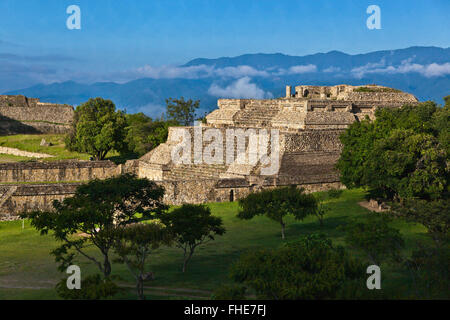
(0, 134, 122, 162)
(0, 189, 430, 300)
(0, 154, 32, 162)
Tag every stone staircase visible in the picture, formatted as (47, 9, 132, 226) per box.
(163, 163, 228, 180)
(277, 152, 340, 178)
(234, 102, 282, 127)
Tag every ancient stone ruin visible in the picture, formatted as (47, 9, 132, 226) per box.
(0, 85, 418, 220)
(0, 95, 74, 135)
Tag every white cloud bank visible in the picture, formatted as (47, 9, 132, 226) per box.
(351, 58, 450, 78)
(208, 77, 273, 99)
(115, 64, 317, 82)
(276, 64, 317, 75)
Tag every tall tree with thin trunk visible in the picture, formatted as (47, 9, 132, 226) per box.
(114, 222, 173, 300)
(159, 204, 225, 273)
(165, 97, 200, 126)
(238, 186, 318, 239)
(22, 174, 167, 278)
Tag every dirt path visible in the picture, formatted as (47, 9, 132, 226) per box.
(358, 200, 387, 212)
(0, 146, 53, 159)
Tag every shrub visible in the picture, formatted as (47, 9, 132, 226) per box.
(55, 274, 120, 300)
(344, 213, 405, 264)
(328, 189, 343, 199)
(211, 285, 247, 300)
(230, 234, 364, 299)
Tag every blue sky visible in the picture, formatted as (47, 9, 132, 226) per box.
(0, 0, 449, 91)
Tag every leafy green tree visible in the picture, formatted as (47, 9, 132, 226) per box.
(432, 96, 450, 157)
(364, 129, 447, 200)
(390, 199, 449, 245)
(21, 174, 167, 278)
(55, 274, 120, 300)
(124, 113, 179, 156)
(159, 204, 225, 273)
(146, 120, 179, 151)
(237, 186, 318, 239)
(66, 97, 128, 160)
(315, 200, 329, 227)
(230, 234, 364, 299)
(312, 192, 333, 227)
(405, 243, 450, 299)
(123, 113, 154, 156)
(114, 221, 173, 300)
(337, 101, 449, 201)
(165, 97, 200, 126)
(344, 212, 405, 264)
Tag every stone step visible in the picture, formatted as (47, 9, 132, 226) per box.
(163, 163, 229, 180)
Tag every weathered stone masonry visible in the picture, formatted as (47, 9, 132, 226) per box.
(0, 95, 74, 134)
(0, 85, 419, 220)
(0, 161, 121, 184)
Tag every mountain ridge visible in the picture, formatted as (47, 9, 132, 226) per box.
(5, 46, 450, 117)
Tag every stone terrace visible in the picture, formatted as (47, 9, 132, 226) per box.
(0, 85, 420, 219)
(139, 84, 418, 190)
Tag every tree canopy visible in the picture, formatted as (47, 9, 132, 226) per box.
(238, 186, 318, 239)
(65, 97, 128, 160)
(337, 99, 449, 201)
(165, 97, 200, 126)
(21, 174, 167, 277)
(159, 204, 225, 272)
(114, 221, 173, 299)
(124, 113, 178, 157)
(344, 212, 405, 264)
(230, 234, 364, 299)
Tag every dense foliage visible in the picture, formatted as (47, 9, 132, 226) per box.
(165, 97, 200, 126)
(337, 99, 449, 201)
(55, 274, 120, 300)
(238, 186, 318, 239)
(65, 98, 128, 160)
(21, 174, 167, 277)
(390, 199, 449, 244)
(65, 96, 201, 159)
(337, 97, 449, 299)
(124, 112, 179, 157)
(405, 243, 450, 298)
(230, 234, 364, 299)
(344, 212, 405, 264)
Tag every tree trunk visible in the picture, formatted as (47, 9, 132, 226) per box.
(136, 277, 145, 300)
(281, 221, 285, 240)
(103, 254, 112, 277)
(182, 250, 194, 273)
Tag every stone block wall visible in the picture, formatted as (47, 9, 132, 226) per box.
(0, 105, 74, 124)
(0, 184, 80, 220)
(0, 95, 74, 134)
(0, 160, 120, 183)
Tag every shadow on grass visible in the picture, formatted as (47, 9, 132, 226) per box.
(286, 216, 351, 238)
(107, 153, 139, 164)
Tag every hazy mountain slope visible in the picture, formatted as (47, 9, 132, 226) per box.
(5, 46, 450, 118)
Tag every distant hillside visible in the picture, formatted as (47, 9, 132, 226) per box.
(184, 46, 450, 69)
(5, 46, 450, 118)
